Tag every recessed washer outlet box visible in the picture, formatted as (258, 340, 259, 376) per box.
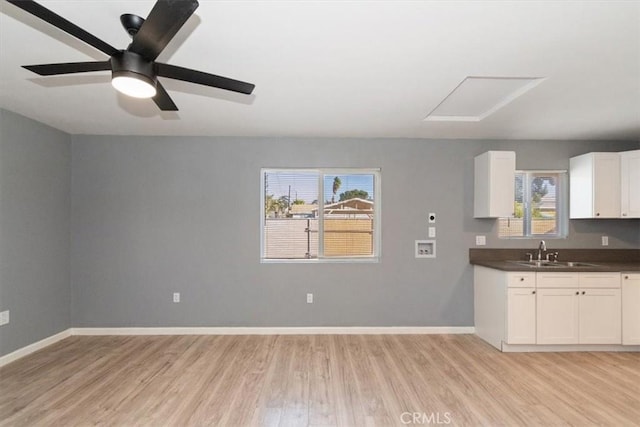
(415, 240, 436, 258)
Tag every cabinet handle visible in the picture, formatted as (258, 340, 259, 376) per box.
(625, 275, 629, 279)
(532, 291, 536, 294)
(575, 291, 579, 295)
(596, 212, 600, 216)
(622, 213, 627, 216)
(520, 277, 525, 281)
(582, 291, 586, 295)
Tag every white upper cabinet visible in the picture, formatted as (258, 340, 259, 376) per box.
(474, 151, 515, 218)
(570, 152, 621, 218)
(620, 149, 640, 218)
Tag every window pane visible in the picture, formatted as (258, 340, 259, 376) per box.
(530, 174, 558, 236)
(261, 168, 380, 261)
(499, 173, 526, 238)
(263, 170, 319, 259)
(322, 174, 375, 257)
(498, 171, 566, 239)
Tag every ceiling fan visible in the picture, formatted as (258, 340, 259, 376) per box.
(6, 0, 255, 111)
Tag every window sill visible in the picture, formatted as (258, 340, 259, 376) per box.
(261, 257, 380, 264)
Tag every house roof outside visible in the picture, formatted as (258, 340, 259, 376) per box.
(314, 198, 374, 217)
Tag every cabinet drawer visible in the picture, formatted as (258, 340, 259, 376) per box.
(580, 272, 620, 288)
(537, 272, 580, 288)
(507, 272, 536, 288)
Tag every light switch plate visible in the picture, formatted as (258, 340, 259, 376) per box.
(428, 227, 436, 238)
(601, 236, 609, 246)
(476, 235, 486, 246)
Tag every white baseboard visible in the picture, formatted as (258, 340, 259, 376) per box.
(0, 329, 72, 368)
(501, 342, 640, 352)
(1, 326, 474, 367)
(70, 326, 476, 336)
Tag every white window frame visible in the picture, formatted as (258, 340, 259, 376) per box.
(499, 170, 568, 239)
(260, 168, 381, 263)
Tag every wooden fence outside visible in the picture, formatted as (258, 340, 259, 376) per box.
(263, 218, 373, 259)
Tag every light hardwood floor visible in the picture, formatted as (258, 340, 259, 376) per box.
(1, 334, 639, 426)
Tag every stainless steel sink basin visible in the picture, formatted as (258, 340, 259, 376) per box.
(559, 261, 600, 267)
(507, 260, 600, 268)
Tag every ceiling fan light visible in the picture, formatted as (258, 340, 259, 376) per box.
(112, 72, 156, 98)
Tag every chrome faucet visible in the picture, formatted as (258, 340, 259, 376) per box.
(537, 240, 546, 262)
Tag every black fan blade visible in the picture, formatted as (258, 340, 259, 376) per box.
(6, 0, 119, 57)
(156, 63, 255, 95)
(128, 0, 199, 62)
(153, 81, 178, 111)
(23, 61, 111, 76)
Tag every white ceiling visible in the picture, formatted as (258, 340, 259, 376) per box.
(1, 1, 639, 140)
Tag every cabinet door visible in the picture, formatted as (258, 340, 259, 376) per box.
(507, 288, 536, 344)
(620, 150, 640, 218)
(579, 289, 622, 344)
(474, 151, 515, 218)
(622, 274, 640, 345)
(537, 288, 580, 344)
(570, 153, 620, 218)
(593, 154, 621, 218)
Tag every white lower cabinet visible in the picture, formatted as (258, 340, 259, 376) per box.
(536, 272, 621, 345)
(474, 267, 627, 350)
(622, 273, 640, 345)
(536, 288, 580, 344)
(474, 267, 536, 349)
(507, 288, 536, 344)
(579, 287, 621, 344)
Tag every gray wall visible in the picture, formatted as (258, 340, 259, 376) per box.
(1, 105, 637, 356)
(70, 135, 640, 328)
(0, 109, 71, 356)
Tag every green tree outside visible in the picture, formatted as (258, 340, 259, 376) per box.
(339, 189, 369, 201)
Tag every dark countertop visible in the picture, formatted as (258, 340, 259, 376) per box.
(471, 260, 640, 273)
(469, 248, 640, 273)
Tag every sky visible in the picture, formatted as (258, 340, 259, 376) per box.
(265, 171, 375, 204)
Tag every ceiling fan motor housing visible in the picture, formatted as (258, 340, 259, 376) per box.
(110, 50, 157, 89)
(120, 14, 145, 37)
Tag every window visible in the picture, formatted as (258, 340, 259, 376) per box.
(261, 168, 380, 262)
(498, 171, 568, 239)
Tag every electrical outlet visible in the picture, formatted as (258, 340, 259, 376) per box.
(601, 236, 609, 246)
(476, 235, 486, 246)
(306, 293, 313, 304)
(0, 310, 9, 326)
(173, 292, 180, 303)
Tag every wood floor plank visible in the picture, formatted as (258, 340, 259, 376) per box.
(327, 335, 365, 427)
(278, 336, 312, 427)
(342, 335, 394, 425)
(1, 334, 638, 427)
(308, 335, 337, 426)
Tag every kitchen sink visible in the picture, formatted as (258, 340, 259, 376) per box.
(558, 261, 601, 267)
(507, 260, 600, 268)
